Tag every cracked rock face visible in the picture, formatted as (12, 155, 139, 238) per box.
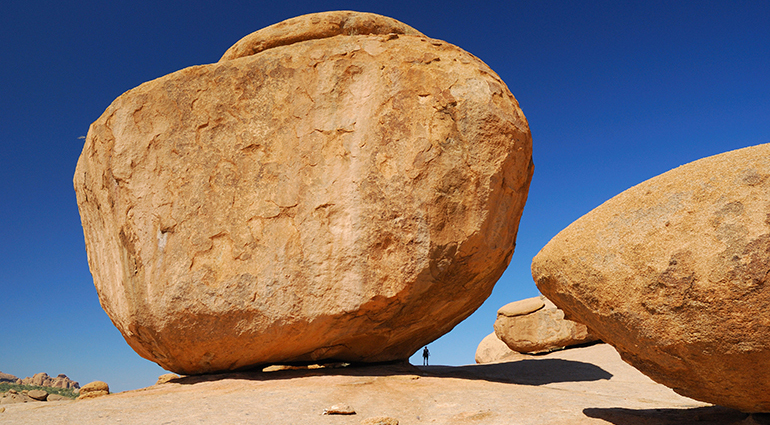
(74, 11, 533, 374)
(533, 144, 770, 412)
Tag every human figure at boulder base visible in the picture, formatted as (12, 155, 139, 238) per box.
(422, 346, 430, 365)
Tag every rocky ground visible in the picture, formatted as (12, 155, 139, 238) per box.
(1, 343, 765, 424)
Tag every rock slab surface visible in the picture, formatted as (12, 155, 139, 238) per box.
(494, 296, 598, 353)
(0, 344, 733, 425)
(533, 144, 770, 412)
(74, 11, 533, 374)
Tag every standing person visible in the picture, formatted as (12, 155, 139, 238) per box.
(422, 346, 430, 366)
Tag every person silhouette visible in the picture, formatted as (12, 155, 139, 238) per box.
(422, 346, 430, 366)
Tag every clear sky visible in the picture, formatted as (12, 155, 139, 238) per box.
(1, 1, 768, 393)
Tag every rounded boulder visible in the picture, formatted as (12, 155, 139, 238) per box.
(533, 144, 770, 412)
(74, 11, 533, 374)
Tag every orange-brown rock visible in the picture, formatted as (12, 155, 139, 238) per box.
(73, 11, 533, 375)
(77, 381, 109, 400)
(533, 144, 770, 412)
(494, 296, 598, 353)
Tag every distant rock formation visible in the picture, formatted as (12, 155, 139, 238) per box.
(74, 11, 533, 374)
(0, 372, 20, 385)
(493, 296, 598, 354)
(533, 143, 770, 413)
(21, 373, 79, 390)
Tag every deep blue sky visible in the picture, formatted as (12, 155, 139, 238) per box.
(1, 1, 768, 392)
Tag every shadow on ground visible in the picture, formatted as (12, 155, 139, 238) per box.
(169, 358, 612, 387)
(583, 406, 770, 424)
(421, 359, 612, 385)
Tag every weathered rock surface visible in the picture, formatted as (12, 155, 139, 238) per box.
(533, 144, 770, 412)
(360, 416, 399, 425)
(496, 296, 545, 317)
(74, 11, 533, 374)
(494, 296, 599, 353)
(474, 332, 524, 364)
(77, 381, 109, 400)
(21, 373, 79, 390)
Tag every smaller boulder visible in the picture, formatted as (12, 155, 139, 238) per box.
(77, 381, 109, 400)
(27, 390, 48, 401)
(156, 373, 180, 385)
(474, 333, 524, 364)
(494, 296, 599, 353)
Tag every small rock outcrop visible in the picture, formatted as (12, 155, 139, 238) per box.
(533, 144, 770, 412)
(74, 11, 533, 374)
(77, 381, 109, 400)
(0, 390, 34, 404)
(493, 296, 598, 353)
(21, 373, 79, 390)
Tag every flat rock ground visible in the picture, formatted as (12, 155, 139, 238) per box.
(2, 343, 767, 424)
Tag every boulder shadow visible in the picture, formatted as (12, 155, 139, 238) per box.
(583, 406, 766, 425)
(167, 358, 612, 386)
(420, 358, 612, 385)
(167, 361, 427, 385)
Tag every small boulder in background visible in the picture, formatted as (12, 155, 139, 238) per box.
(474, 332, 524, 364)
(494, 296, 599, 353)
(77, 381, 109, 400)
(26, 390, 48, 401)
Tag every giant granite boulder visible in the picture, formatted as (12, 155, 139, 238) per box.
(533, 144, 770, 412)
(74, 11, 533, 374)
